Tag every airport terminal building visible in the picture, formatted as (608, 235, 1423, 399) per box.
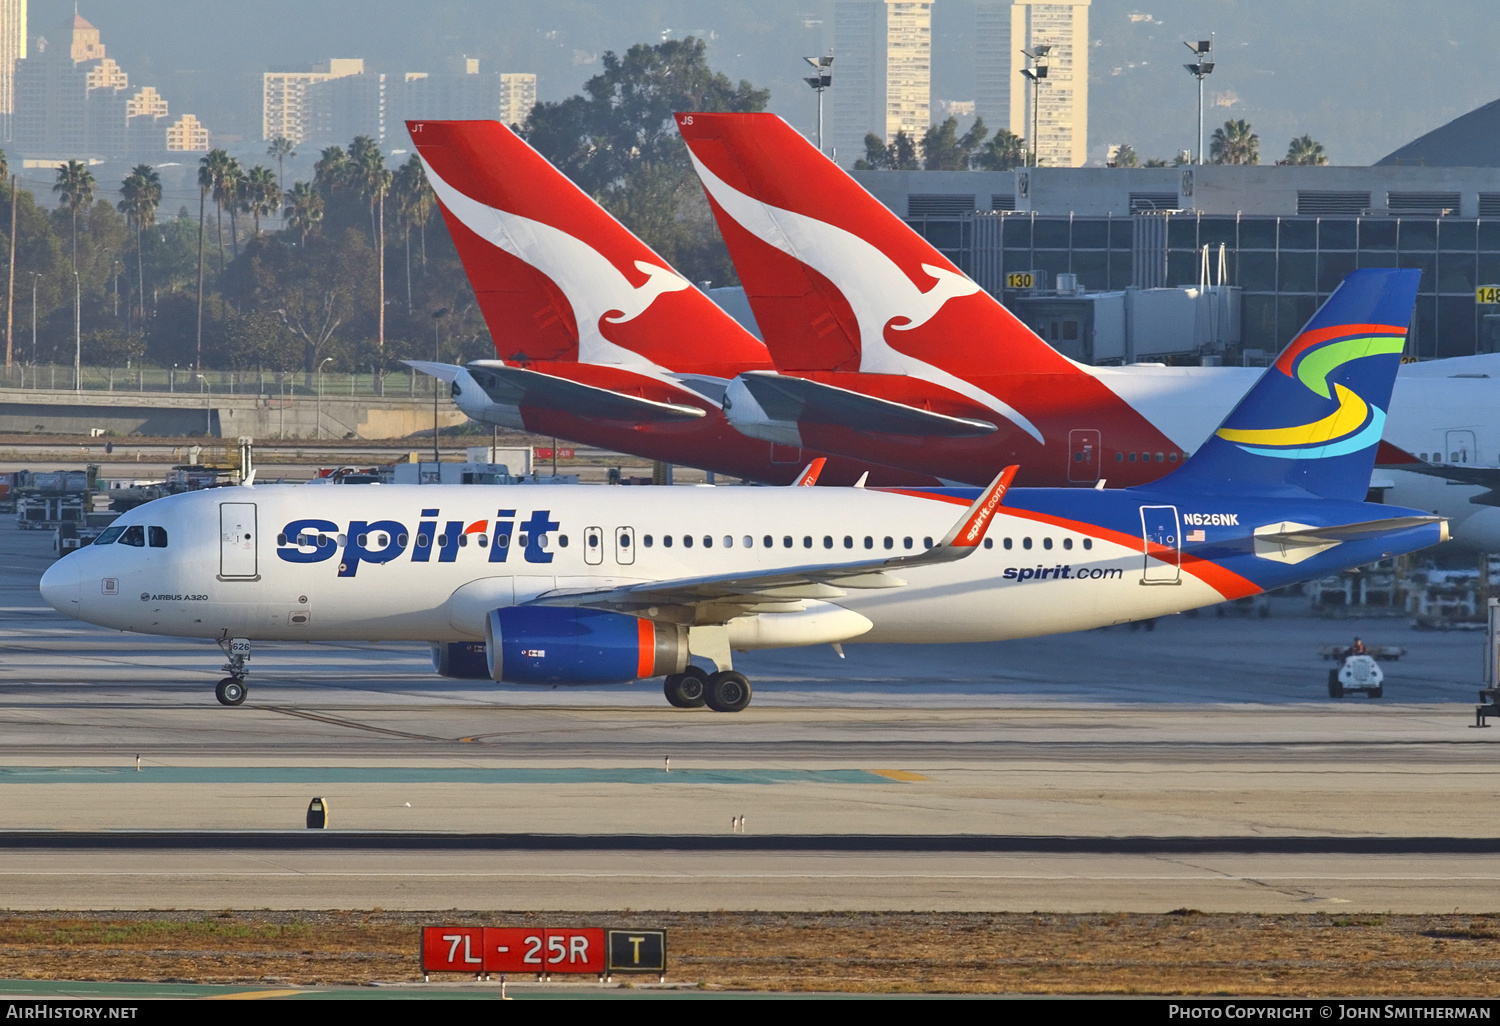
(855, 164, 1500, 362)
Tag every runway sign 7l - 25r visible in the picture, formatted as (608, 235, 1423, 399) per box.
(421, 926, 607, 974)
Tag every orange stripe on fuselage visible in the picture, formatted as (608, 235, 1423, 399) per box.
(875, 488, 1260, 599)
(1273, 322, 1407, 378)
(637, 617, 654, 678)
(1002, 507, 1261, 601)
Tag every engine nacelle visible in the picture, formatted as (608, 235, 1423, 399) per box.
(431, 641, 491, 679)
(485, 607, 689, 684)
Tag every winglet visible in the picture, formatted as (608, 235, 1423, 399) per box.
(793, 458, 826, 487)
(938, 465, 1019, 550)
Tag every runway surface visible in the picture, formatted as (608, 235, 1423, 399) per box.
(2, 516, 1497, 913)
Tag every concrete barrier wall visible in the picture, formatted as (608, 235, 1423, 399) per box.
(0, 388, 468, 440)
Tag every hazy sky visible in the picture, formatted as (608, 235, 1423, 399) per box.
(36, 0, 1500, 165)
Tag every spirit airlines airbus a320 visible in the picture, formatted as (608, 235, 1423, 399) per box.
(41, 269, 1444, 712)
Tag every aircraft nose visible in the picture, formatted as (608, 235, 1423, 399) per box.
(39, 557, 81, 615)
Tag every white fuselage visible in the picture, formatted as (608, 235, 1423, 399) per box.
(41, 483, 1233, 649)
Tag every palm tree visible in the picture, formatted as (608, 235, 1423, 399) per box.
(267, 135, 296, 196)
(245, 165, 279, 236)
(0, 147, 12, 372)
(391, 154, 432, 315)
(313, 145, 349, 200)
(347, 136, 392, 388)
(118, 164, 162, 331)
(1210, 119, 1259, 165)
(283, 181, 323, 247)
(197, 149, 233, 274)
(195, 152, 215, 373)
(976, 129, 1026, 171)
(1286, 134, 1328, 166)
(53, 160, 96, 271)
(220, 158, 246, 262)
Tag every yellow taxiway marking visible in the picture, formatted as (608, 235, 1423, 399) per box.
(206, 989, 306, 1000)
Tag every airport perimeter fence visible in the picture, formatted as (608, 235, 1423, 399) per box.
(0, 363, 446, 399)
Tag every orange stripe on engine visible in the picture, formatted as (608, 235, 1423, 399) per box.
(637, 618, 654, 678)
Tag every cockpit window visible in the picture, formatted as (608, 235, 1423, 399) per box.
(119, 525, 145, 547)
(94, 526, 123, 545)
(148, 526, 168, 548)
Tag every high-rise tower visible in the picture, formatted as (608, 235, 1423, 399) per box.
(1008, 0, 1089, 167)
(829, 1, 933, 168)
(0, 0, 25, 141)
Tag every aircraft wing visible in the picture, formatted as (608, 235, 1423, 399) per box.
(534, 467, 1016, 621)
(735, 371, 998, 438)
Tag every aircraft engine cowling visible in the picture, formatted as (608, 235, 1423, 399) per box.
(484, 607, 690, 684)
(431, 642, 491, 679)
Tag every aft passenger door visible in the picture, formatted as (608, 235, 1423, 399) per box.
(1444, 430, 1476, 465)
(1068, 429, 1101, 484)
(219, 502, 258, 580)
(1139, 505, 1181, 585)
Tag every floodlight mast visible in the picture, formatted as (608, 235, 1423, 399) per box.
(803, 54, 834, 154)
(1018, 44, 1051, 168)
(1183, 37, 1215, 165)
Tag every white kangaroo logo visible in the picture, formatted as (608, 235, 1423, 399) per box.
(687, 149, 1043, 443)
(422, 159, 690, 370)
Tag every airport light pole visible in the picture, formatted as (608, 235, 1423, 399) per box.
(803, 54, 834, 154)
(1019, 44, 1051, 168)
(30, 272, 38, 372)
(72, 269, 80, 392)
(1183, 38, 1215, 165)
(431, 307, 448, 467)
(316, 357, 332, 440)
(196, 374, 210, 435)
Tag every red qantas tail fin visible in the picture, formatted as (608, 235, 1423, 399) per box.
(675, 112, 1077, 379)
(407, 119, 770, 377)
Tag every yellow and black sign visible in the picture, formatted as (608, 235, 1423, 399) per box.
(607, 929, 666, 973)
(1478, 285, 1500, 305)
(1006, 272, 1035, 289)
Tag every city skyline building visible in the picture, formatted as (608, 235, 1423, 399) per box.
(261, 57, 364, 144)
(0, 0, 24, 142)
(499, 72, 536, 128)
(13, 11, 209, 163)
(829, 0, 934, 169)
(1008, 0, 1089, 168)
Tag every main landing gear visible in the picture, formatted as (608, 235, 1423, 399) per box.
(663, 666, 753, 713)
(215, 637, 250, 707)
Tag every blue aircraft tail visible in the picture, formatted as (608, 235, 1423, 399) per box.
(1159, 268, 1419, 500)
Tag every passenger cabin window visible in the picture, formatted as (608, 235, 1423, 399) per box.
(1043, 538, 1053, 550)
(744, 536, 753, 548)
(1004, 538, 1013, 550)
(119, 525, 145, 547)
(1023, 537, 1033, 550)
(644, 535, 654, 548)
(844, 536, 853, 549)
(803, 536, 812, 548)
(784, 536, 793, 548)
(703, 535, 713, 548)
(95, 526, 123, 545)
(1083, 538, 1093, 550)
(663, 535, 673, 548)
(683, 536, 693, 548)
(148, 526, 168, 548)
(923, 537, 933, 549)
(823, 536, 833, 549)
(983, 538, 993, 549)
(1063, 538, 1073, 550)
(763, 536, 773, 548)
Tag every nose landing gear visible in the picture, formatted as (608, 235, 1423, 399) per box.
(215, 637, 251, 706)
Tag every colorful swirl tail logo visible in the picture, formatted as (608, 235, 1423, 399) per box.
(1215, 325, 1406, 459)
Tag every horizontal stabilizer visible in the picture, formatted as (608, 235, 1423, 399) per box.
(736, 371, 997, 437)
(1258, 515, 1447, 547)
(408, 360, 707, 423)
